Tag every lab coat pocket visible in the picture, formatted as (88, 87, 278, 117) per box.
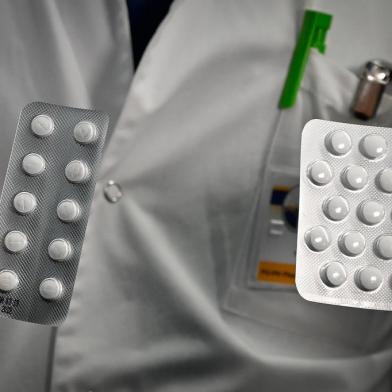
(223, 50, 392, 351)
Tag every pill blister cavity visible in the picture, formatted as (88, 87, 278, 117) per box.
(323, 196, 349, 221)
(374, 235, 392, 260)
(356, 267, 383, 291)
(39, 278, 63, 301)
(357, 200, 385, 225)
(31, 115, 54, 137)
(57, 199, 81, 223)
(13, 192, 37, 215)
(48, 239, 72, 261)
(0, 270, 19, 292)
(307, 161, 333, 186)
(320, 262, 347, 287)
(341, 165, 368, 190)
(339, 231, 366, 256)
(360, 134, 387, 159)
(73, 121, 98, 144)
(22, 153, 46, 176)
(305, 226, 331, 252)
(325, 130, 352, 156)
(377, 168, 392, 193)
(65, 160, 90, 183)
(4, 231, 28, 253)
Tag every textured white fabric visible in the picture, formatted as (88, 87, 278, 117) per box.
(0, 1, 392, 391)
(52, 1, 392, 391)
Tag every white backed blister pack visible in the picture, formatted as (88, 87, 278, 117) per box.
(0, 102, 109, 325)
(297, 119, 392, 311)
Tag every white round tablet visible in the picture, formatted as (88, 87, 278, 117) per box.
(323, 196, 349, 221)
(305, 226, 331, 252)
(31, 114, 54, 137)
(357, 200, 385, 225)
(375, 235, 392, 260)
(65, 160, 90, 183)
(360, 134, 387, 159)
(0, 270, 19, 292)
(307, 161, 333, 186)
(339, 231, 366, 256)
(57, 199, 81, 223)
(73, 121, 98, 144)
(39, 278, 63, 300)
(13, 192, 37, 215)
(48, 239, 72, 261)
(22, 153, 46, 176)
(325, 130, 352, 156)
(341, 165, 368, 190)
(4, 231, 28, 253)
(321, 262, 347, 287)
(356, 267, 383, 291)
(377, 168, 392, 193)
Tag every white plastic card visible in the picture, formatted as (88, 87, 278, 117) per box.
(246, 170, 298, 289)
(296, 119, 392, 311)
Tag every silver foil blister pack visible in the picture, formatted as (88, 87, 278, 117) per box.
(0, 102, 109, 325)
(297, 119, 392, 311)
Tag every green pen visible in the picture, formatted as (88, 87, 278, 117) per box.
(279, 10, 333, 109)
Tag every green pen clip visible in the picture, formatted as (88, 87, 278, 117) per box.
(279, 10, 333, 109)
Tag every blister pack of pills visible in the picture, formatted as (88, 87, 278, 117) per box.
(296, 119, 392, 311)
(0, 102, 109, 325)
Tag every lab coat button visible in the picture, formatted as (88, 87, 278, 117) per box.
(104, 181, 122, 203)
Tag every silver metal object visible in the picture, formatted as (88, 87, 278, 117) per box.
(352, 60, 391, 120)
(103, 180, 123, 203)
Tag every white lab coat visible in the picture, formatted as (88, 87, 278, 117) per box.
(1, 1, 392, 391)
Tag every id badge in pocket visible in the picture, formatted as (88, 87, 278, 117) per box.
(245, 96, 307, 291)
(248, 169, 298, 289)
